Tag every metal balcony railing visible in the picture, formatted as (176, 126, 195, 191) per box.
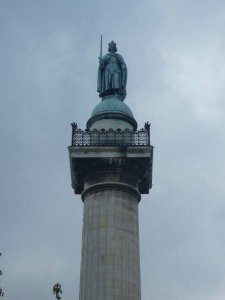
(70, 122, 151, 147)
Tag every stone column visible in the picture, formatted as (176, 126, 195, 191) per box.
(79, 170, 141, 300)
(68, 146, 153, 300)
(68, 46, 153, 300)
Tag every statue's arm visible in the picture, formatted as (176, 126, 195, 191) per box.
(116, 54, 127, 87)
(98, 56, 106, 92)
(98, 57, 104, 69)
(116, 54, 125, 64)
(99, 54, 109, 69)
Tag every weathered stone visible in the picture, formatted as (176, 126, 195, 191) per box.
(79, 174, 141, 300)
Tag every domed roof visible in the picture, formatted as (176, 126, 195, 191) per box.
(87, 95, 137, 130)
(91, 95, 134, 118)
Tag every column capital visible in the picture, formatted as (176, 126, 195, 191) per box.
(68, 146, 153, 195)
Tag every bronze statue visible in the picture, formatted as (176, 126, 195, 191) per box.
(97, 40, 127, 100)
(53, 283, 62, 300)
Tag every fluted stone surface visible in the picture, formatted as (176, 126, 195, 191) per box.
(79, 187, 141, 300)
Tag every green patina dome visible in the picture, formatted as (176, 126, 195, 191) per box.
(87, 95, 137, 130)
(91, 95, 134, 118)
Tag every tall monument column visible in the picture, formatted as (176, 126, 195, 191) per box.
(68, 41, 153, 300)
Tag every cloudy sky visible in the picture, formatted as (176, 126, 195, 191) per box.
(1, 0, 225, 299)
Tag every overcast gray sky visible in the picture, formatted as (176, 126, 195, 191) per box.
(1, 0, 225, 299)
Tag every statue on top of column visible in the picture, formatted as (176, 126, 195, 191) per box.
(97, 40, 127, 100)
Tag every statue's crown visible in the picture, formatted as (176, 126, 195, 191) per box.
(108, 41, 116, 47)
(108, 41, 117, 52)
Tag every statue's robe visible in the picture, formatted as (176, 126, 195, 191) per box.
(97, 53, 127, 99)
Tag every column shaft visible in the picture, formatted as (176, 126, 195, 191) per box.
(79, 185, 141, 300)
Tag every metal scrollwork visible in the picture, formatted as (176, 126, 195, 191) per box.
(71, 122, 151, 147)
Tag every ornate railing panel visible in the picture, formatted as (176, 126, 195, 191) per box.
(71, 122, 151, 147)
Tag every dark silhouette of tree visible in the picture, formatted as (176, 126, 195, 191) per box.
(0, 253, 4, 297)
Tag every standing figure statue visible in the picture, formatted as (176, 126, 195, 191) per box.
(97, 41, 127, 100)
(53, 283, 62, 300)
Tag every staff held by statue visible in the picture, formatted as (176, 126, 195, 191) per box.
(100, 34, 102, 59)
